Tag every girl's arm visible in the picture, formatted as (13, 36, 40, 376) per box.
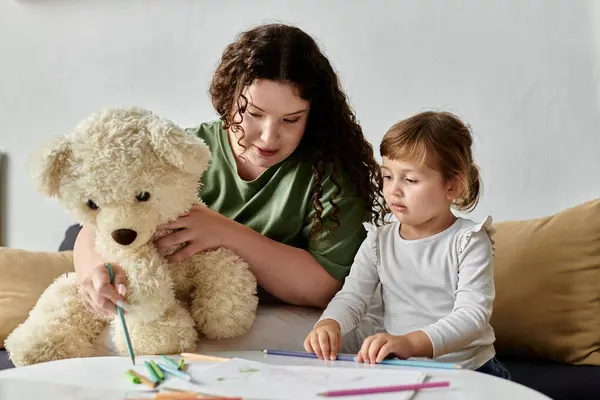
(418, 228, 495, 358)
(315, 229, 381, 335)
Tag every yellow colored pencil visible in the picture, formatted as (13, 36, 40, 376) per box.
(180, 353, 229, 362)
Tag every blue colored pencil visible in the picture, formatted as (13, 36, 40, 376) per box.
(263, 349, 353, 361)
(106, 263, 135, 365)
(160, 355, 181, 370)
(157, 362, 193, 382)
(262, 349, 463, 370)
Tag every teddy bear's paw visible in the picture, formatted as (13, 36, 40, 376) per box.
(195, 308, 257, 340)
(5, 328, 98, 367)
(192, 289, 258, 340)
(189, 251, 259, 340)
(112, 305, 198, 356)
(4, 274, 108, 366)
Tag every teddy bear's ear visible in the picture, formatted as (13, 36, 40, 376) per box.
(149, 124, 211, 177)
(28, 135, 72, 198)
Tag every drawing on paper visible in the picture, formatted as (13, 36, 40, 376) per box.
(217, 366, 261, 381)
(211, 361, 369, 386)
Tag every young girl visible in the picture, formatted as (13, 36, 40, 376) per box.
(304, 111, 511, 379)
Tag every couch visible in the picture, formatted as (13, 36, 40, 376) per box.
(2, 200, 600, 400)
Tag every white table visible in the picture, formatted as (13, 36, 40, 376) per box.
(0, 351, 551, 400)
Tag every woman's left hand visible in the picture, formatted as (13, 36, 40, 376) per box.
(154, 205, 233, 263)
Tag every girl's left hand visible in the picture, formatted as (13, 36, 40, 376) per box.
(154, 205, 233, 263)
(356, 333, 413, 364)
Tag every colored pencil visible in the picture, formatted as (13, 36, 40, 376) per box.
(154, 392, 203, 399)
(262, 349, 354, 361)
(161, 355, 181, 370)
(155, 395, 241, 400)
(159, 387, 189, 393)
(262, 349, 463, 370)
(124, 370, 141, 384)
(106, 263, 136, 365)
(127, 369, 158, 388)
(149, 360, 165, 380)
(144, 361, 162, 384)
(181, 353, 230, 362)
(156, 389, 240, 399)
(318, 381, 450, 397)
(128, 396, 240, 400)
(157, 362, 193, 382)
(360, 356, 463, 369)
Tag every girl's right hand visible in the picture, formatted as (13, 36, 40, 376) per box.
(303, 319, 342, 361)
(77, 263, 129, 315)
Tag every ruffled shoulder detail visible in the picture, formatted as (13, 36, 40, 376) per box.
(457, 215, 496, 255)
(362, 222, 381, 266)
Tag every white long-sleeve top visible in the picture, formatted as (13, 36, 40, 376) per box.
(318, 216, 497, 370)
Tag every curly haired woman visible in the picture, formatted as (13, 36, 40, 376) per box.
(72, 23, 385, 351)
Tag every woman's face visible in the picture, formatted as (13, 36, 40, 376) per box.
(229, 79, 310, 180)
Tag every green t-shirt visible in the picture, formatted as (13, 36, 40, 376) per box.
(186, 120, 368, 282)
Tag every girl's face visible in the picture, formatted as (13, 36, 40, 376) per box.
(229, 79, 310, 180)
(382, 156, 457, 230)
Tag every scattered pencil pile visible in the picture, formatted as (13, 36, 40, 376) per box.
(124, 354, 238, 400)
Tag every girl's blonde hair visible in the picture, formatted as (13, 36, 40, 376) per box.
(380, 111, 481, 212)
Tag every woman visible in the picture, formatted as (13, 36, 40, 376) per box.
(74, 23, 385, 350)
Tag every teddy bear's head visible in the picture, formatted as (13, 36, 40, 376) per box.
(30, 106, 211, 256)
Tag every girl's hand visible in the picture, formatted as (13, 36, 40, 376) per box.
(303, 319, 342, 361)
(154, 205, 233, 263)
(78, 263, 129, 315)
(356, 333, 413, 364)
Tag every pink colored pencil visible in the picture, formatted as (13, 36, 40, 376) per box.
(318, 381, 450, 397)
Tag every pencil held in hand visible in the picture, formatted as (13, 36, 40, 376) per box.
(105, 263, 135, 365)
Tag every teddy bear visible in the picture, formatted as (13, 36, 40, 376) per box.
(4, 106, 259, 367)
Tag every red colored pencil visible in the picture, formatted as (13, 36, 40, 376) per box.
(318, 380, 450, 397)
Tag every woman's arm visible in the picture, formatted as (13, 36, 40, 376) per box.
(73, 226, 103, 281)
(158, 206, 342, 308)
(222, 221, 342, 308)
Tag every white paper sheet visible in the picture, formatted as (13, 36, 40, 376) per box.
(0, 378, 157, 400)
(192, 358, 427, 400)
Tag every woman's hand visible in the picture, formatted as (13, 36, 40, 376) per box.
(303, 319, 342, 361)
(356, 333, 414, 364)
(78, 263, 129, 315)
(154, 205, 233, 263)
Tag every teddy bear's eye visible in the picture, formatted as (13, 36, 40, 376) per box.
(86, 200, 98, 210)
(136, 192, 151, 202)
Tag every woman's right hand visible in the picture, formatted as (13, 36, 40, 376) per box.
(77, 263, 129, 315)
(303, 319, 342, 361)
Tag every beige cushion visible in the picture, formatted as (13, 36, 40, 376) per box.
(0, 248, 74, 348)
(491, 198, 600, 365)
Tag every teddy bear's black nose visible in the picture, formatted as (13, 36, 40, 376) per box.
(111, 229, 137, 246)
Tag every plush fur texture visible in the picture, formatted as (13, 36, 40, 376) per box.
(4, 106, 258, 367)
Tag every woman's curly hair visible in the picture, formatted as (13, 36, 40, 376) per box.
(210, 23, 385, 237)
